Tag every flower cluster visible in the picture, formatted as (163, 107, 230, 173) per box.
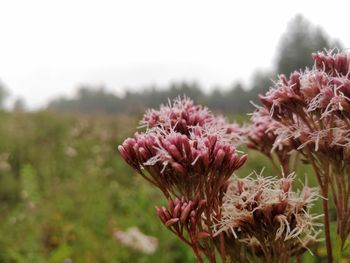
(156, 196, 213, 257)
(156, 196, 207, 235)
(260, 51, 350, 159)
(140, 97, 242, 143)
(140, 97, 213, 132)
(244, 107, 295, 175)
(215, 173, 321, 262)
(119, 98, 247, 200)
(118, 96, 323, 262)
(119, 97, 247, 262)
(259, 50, 350, 256)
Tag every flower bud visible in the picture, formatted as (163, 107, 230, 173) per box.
(165, 218, 179, 227)
(196, 231, 211, 239)
(180, 201, 193, 223)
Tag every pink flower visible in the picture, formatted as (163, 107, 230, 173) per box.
(141, 97, 212, 133)
(259, 73, 305, 117)
(259, 50, 350, 251)
(119, 129, 247, 198)
(141, 97, 242, 143)
(119, 97, 248, 262)
(119, 97, 247, 199)
(312, 50, 350, 77)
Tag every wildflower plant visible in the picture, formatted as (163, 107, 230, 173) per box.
(119, 97, 247, 262)
(259, 50, 350, 260)
(119, 97, 321, 262)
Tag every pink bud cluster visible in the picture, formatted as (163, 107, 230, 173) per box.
(215, 174, 320, 261)
(313, 51, 350, 77)
(119, 97, 247, 199)
(156, 196, 210, 244)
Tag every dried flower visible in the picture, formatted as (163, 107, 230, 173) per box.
(214, 173, 321, 262)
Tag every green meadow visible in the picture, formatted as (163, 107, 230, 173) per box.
(0, 111, 344, 262)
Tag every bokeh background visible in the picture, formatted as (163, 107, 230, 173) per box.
(0, 1, 348, 262)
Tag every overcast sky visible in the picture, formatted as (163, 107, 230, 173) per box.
(0, 0, 349, 108)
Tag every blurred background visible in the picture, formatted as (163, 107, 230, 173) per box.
(0, 0, 347, 262)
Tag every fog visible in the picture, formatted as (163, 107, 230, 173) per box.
(0, 0, 348, 108)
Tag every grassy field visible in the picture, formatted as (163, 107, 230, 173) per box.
(0, 110, 342, 262)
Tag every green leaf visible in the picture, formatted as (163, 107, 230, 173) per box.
(333, 235, 342, 262)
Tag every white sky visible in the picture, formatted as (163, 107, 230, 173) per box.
(0, 0, 349, 109)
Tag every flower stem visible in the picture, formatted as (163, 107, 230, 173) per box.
(322, 186, 333, 263)
(305, 149, 332, 262)
(192, 243, 204, 263)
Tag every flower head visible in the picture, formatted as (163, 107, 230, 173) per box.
(141, 97, 212, 133)
(259, 50, 350, 159)
(119, 97, 247, 199)
(140, 96, 242, 143)
(214, 173, 321, 258)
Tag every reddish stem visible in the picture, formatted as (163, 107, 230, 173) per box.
(190, 238, 204, 263)
(219, 232, 226, 262)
